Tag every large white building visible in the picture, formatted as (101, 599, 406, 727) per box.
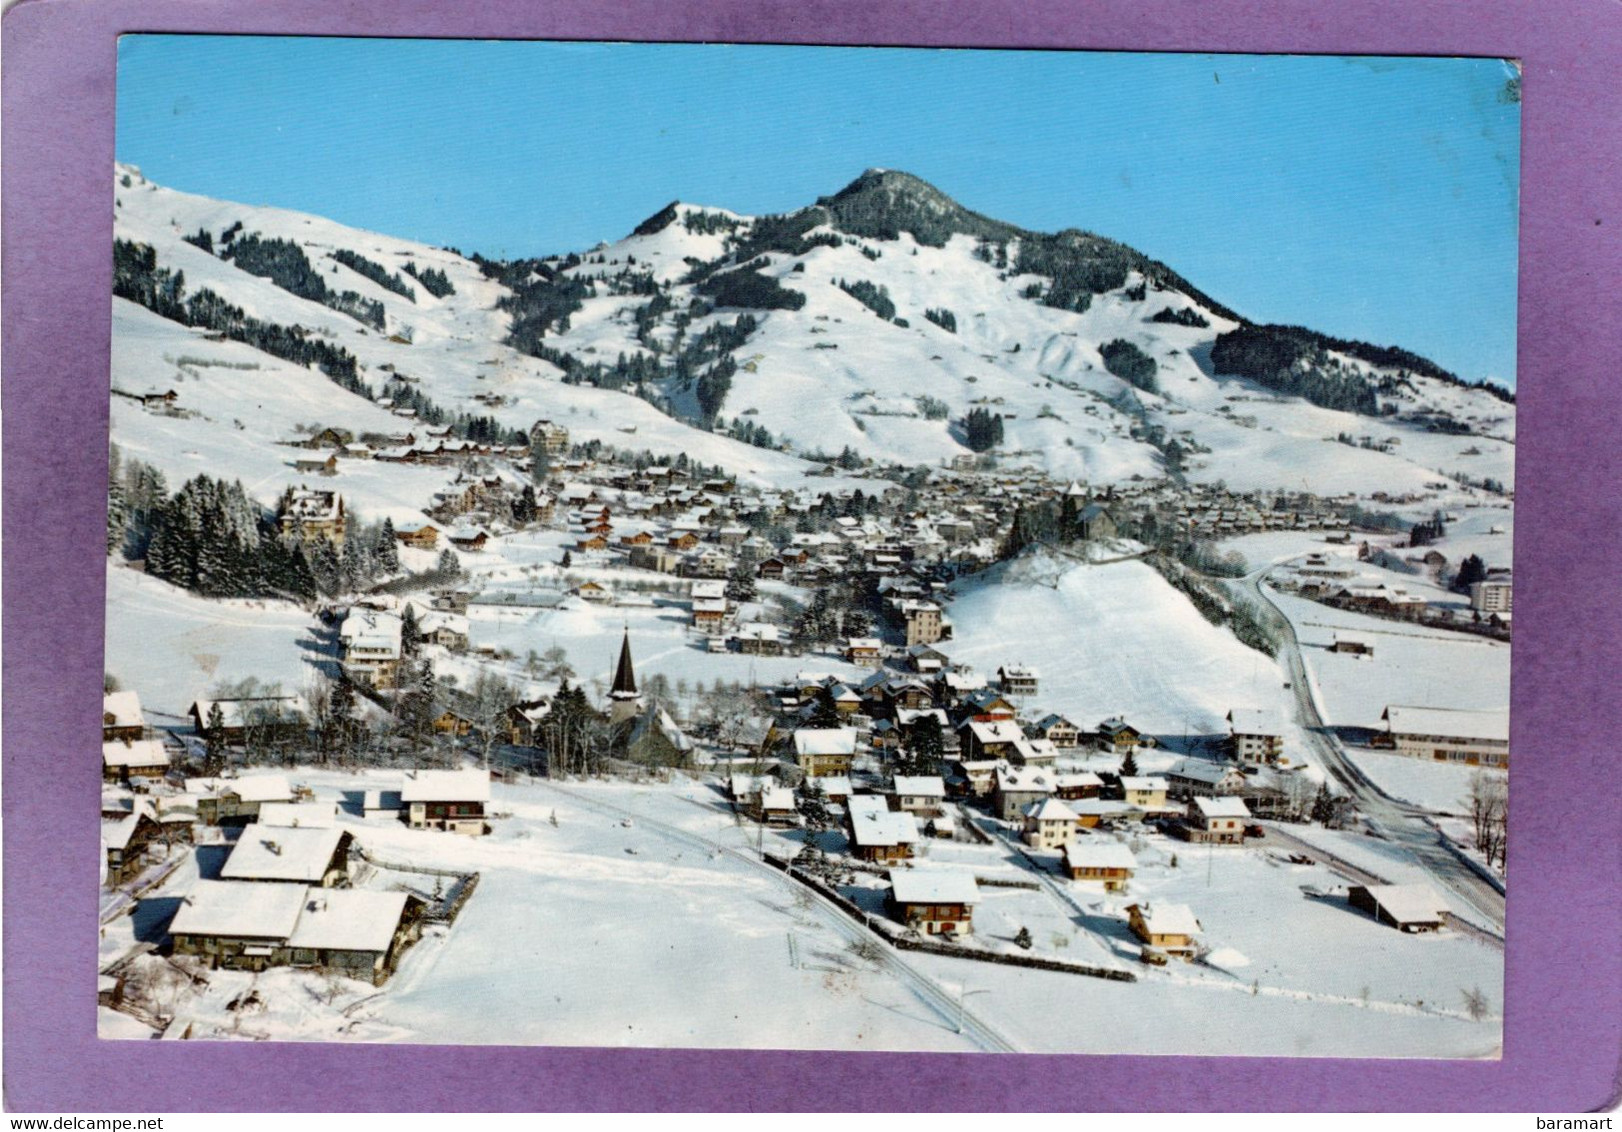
(1381, 705, 1510, 767)
(1470, 579, 1513, 613)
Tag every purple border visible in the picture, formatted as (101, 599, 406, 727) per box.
(4, 0, 1620, 1113)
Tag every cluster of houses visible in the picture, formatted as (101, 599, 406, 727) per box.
(335, 599, 470, 689)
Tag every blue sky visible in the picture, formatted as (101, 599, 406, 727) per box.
(116, 37, 1521, 385)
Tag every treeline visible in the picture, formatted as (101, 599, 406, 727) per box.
(333, 248, 417, 302)
(1150, 306, 1209, 328)
(697, 265, 806, 311)
(403, 262, 456, 298)
(113, 239, 371, 398)
(923, 307, 957, 333)
(501, 268, 594, 353)
(222, 233, 387, 331)
(1147, 554, 1281, 657)
(381, 382, 527, 445)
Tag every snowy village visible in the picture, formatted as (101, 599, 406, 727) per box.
(98, 148, 1512, 1058)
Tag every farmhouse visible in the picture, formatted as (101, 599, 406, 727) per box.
(1178, 796, 1250, 844)
(102, 690, 147, 743)
(220, 826, 354, 887)
(1096, 717, 1145, 754)
(188, 774, 294, 825)
(1023, 797, 1079, 850)
(1033, 713, 1081, 748)
(167, 881, 425, 985)
(848, 808, 919, 864)
(1119, 776, 1170, 812)
(102, 738, 170, 785)
(993, 765, 1056, 821)
(394, 522, 440, 550)
(998, 664, 1039, 696)
(887, 869, 980, 936)
(1165, 758, 1248, 798)
(400, 769, 490, 835)
(892, 775, 946, 816)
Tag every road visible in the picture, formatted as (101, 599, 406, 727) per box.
(1236, 569, 1507, 932)
(528, 778, 1023, 1053)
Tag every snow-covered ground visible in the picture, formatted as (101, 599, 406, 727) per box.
(945, 552, 1310, 757)
(100, 773, 1500, 1056)
(1341, 747, 1505, 815)
(1265, 587, 1511, 733)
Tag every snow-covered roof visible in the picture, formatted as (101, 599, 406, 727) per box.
(1024, 797, 1078, 823)
(995, 765, 1055, 793)
(1064, 840, 1136, 871)
(793, 728, 857, 756)
(758, 785, 796, 812)
(1055, 771, 1104, 788)
(889, 868, 979, 906)
(1228, 707, 1281, 736)
(1167, 759, 1239, 785)
(1134, 902, 1201, 937)
(102, 690, 145, 729)
(1120, 776, 1168, 793)
(893, 775, 945, 798)
(400, 769, 491, 803)
(966, 718, 1024, 745)
(847, 795, 892, 818)
(286, 889, 411, 954)
(102, 739, 169, 770)
(850, 809, 918, 847)
(1356, 883, 1447, 924)
(1382, 705, 1509, 742)
(220, 826, 348, 884)
(811, 775, 852, 796)
(168, 880, 307, 941)
(1194, 796, 1252, 819)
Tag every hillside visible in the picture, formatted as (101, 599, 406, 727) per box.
(112, 165, 1514, 505)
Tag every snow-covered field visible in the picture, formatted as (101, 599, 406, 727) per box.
(1266, 587, 1511, 732)
(1341, 747, 1505, 815)
(104, 563, 322, 714)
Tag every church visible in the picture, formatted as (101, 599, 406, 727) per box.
(606, 630, 694, 768)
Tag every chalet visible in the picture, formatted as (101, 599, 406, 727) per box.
(400, 769, 490, 835)
(793, 728, 857, 778)
(828, 684, 863, 716)
(506, 700, 552, 746)
(1380, 705, 1509, 768)
(1033, 714, 1080, 748)
(1165, 758, 1248, 799)
(1127, 901, 1201, 959)
(887, 869, 979, 936)
(692, 597, 728, 634)
(906, 642, 950, 674)
(959, 688, 1017, 721)
(1120, 776, 1170, 813)
(845, 637, 883, 669)
(884, 680, 935, 714)
(1178, 796, 1250, 844)
(848, 808, 919, 864)
(1015, 736, 1059, 767)
(338, 609, 403, 690)
(1054, 771, 1104, 801)
(1023, 797, 1080, 850)
(951, 759, 999, 798)
(188, 775, 293, 825)
(220, 826, 354, 887)
(756, 557, 788, 581)
(569, 581, 614, 603)
(629, 544, 681, 573)
(257, 801, 340, 829)
(733, 621, 784, 656)
(808, 775, 851, 804)
(102, 738, 169, 785)
(1063, 839, 1135, 890)
(1348, 884, 1447, 933)
(892, 775, 947, 816)
(668, 531, 701, 551)
(960, 718, 1024, 762)
(102, 690, 147, 743)
(306, 426, 353, 450)
(294, 454, 339, 476)
(447, 526, 490, 553)
(576, 534, 609, 552)
(395, 522, 440, 551)
(167, 881, 425, 985)
(619, 530, 655, 548)
(431, 710, 474, 737)
(102, 807, 181, 887)
(993, 765, 1056, 821)
(998, 664, 1040, 696)
(1227, 708, 1284, 765)
(1096, 717, 1145, 754)
(752, 784, 799, 826)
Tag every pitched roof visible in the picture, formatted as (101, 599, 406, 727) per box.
(893, 775, 946, 798)
(220, 826, 349, 884)
(1381, 705, 1509, 742)
(889, 868, 979, 906)
(102, 690, 145, 729)
(167, 880, 307, 940)
(102, 739, 169, 770)
(286, 889, 412, 953)
(610, 629, 638, 696)
(1133, 902, 1201, 936)
(400, 769, 491, 803)
(1064, 839, 1137, 871)
(1228, 707, 1282, 736)
(793, 728, 858, 756)
(1193, 796, 1252, 819)
(1355, 883, 1447, 924)
(849, 809, 918, 848)
(1025, 797, 1079, 822)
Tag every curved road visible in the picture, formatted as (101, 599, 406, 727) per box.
(1237, 569, 1506, 932)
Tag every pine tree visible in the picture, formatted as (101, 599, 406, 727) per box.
(1121, 748, 1139, 779)
(376, 518, 400, 574)
(203, 703, 228, 776)
(1311, 783, 1336, 825)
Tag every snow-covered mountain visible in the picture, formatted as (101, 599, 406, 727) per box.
(111, 163, 1514, 516)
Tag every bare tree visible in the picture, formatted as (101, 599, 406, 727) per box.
(1462, 985, 1490, 1021)
(1465, 771, 1508, 870)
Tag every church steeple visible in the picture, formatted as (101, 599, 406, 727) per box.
(608, 628, 642, 725)
(610, 629, 638, 699)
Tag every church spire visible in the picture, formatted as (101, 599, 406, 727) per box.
(610, 628, 638, 699)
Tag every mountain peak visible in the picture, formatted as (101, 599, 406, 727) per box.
(815, 168, 1020, 249)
